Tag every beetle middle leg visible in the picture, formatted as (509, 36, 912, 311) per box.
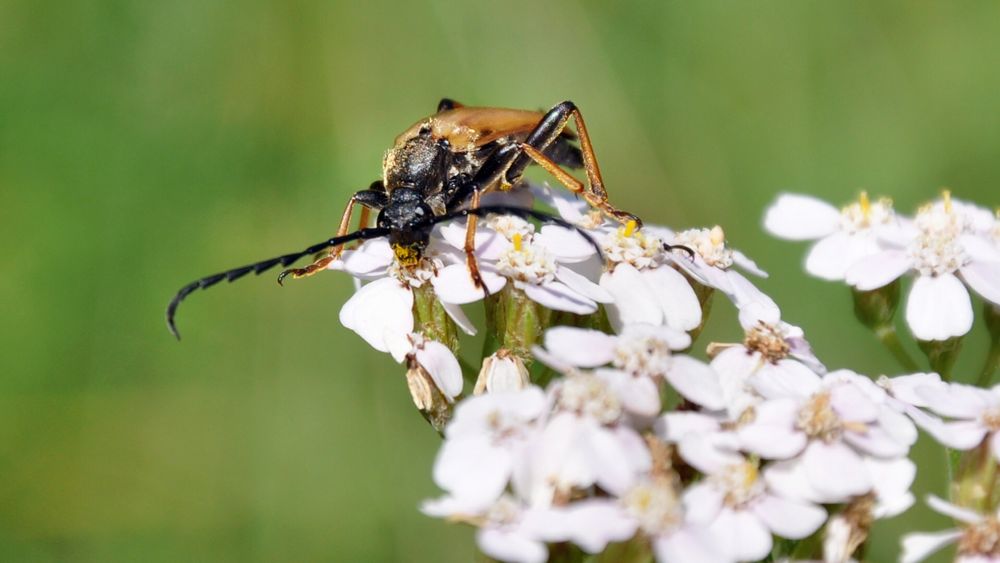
(462, 187, 490, 293)
(278, 186, 387, 282)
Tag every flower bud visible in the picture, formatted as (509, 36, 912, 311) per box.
(405, 361, 452, 433)
(474, 350, 530, 395)
(851, 280, 900, 331)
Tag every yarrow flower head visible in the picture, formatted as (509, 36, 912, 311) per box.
(765, 191, 898, 280)
(843, 191, 1000, 341)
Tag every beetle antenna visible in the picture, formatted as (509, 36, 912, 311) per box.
(166, 227, 389, 340)
(432, 205, 604, 260)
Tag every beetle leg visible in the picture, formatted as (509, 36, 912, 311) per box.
(463, 188, 489, 294)
(502, 101, 640, 226)
(519, 144, 639, 225)
(279, 188, 387, 281)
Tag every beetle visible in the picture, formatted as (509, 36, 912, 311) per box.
(166, 99, 640, 339)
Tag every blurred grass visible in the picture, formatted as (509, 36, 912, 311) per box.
(2, 0, 999, 560)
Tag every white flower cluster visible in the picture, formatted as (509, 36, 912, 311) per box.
(318, 185, 998, 561)
(765, 191, 1000, 342)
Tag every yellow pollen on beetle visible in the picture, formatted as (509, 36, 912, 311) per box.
(512, 232, 523, 252)
(392, 244, 421, 267)
(624, 220, 638, 238)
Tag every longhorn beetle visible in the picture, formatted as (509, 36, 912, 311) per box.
(166, 99, 646, 339)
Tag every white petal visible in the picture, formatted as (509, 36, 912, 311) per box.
(885, 372, 944, 407)
(420, 494, 484, 518)
(802, 441, 871, 500)
(843, 424, 908, 458)
(961, 233, 1000, 263)
(476, 528, 547, 563)
(927, 494, 985, 524)
(736, 399, 806, 459)
(732, 250, 768, 278)
(416, 340, 463, 399)
(708, 508, 772, 561)
(439, 220, 511, 260)
(586, 425, 644, 496)
(643, 266, 703, 331)
(961, 261, 1000, 306)
(539, 500, 637, 553)
(536, 226, 598, 263)
(654, 528, 728, 563)
(543, 326, 617, 367)
(555, 265, 613, 303)
(433, 436, 512, 509)
(441, 301, 477, 335)
(683, 482, 725, 524)
(753, 494, 826, 539)
(432, 263, 507, 304)
(764, 458, 823, 504)
(878, 406, 919, 448)
(654, 411, 721, 443)
(922, 419, 987, 450)
(866, 457, 916, 518)
(750, 360, 822, 400)
(339, 240, 393, 277)
(601, 265, 662, 330)
(666, 356, 725, 410)
(830, 382, 880, 423)
(905, 274, 974, 341)
(763, 193, 840, 240)
(597, 369, 661, 417)
(919, 383, 992, 419)
(678, 432, 744, 475)
(900, 530, 962, 563)
(338, 278, 413, 358)
(805, 232, 863, 281)
(523, 281, 597, 314)
(846, 249, 912, 290)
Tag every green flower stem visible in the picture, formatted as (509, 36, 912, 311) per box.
(412, 284, 459, 352)
(918, 337, 963, 382)
(977, 303, 1000, 387)
(976, 344, 1000, 388)
(951, 441, 1000, 513)
(873, 324, 919, 372)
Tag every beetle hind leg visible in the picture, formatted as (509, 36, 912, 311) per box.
(504, 101, 641, 227)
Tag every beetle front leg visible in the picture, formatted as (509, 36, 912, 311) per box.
(278, 187, 387, 282)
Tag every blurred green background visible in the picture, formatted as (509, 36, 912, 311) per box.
(2, 1, 999, 560)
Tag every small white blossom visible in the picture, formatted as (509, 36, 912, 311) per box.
(666, 225, 772, 309)
(846, 191, 1000, 341)
(710, 303, 824, 418)
(537, 324, 724, 417)
(599, 221, 703, 332)
(334, 238, 476, 360)
(901, 496, 1000, 563)
(765, 191, 898, 280)
(432, 387, 547, 511)
(914, 382, 1000, 456)
(515, 374, 651, 506)
(681, 451, 827, 561)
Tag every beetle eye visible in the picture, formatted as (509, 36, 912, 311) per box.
(418, 124, 432, 136)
